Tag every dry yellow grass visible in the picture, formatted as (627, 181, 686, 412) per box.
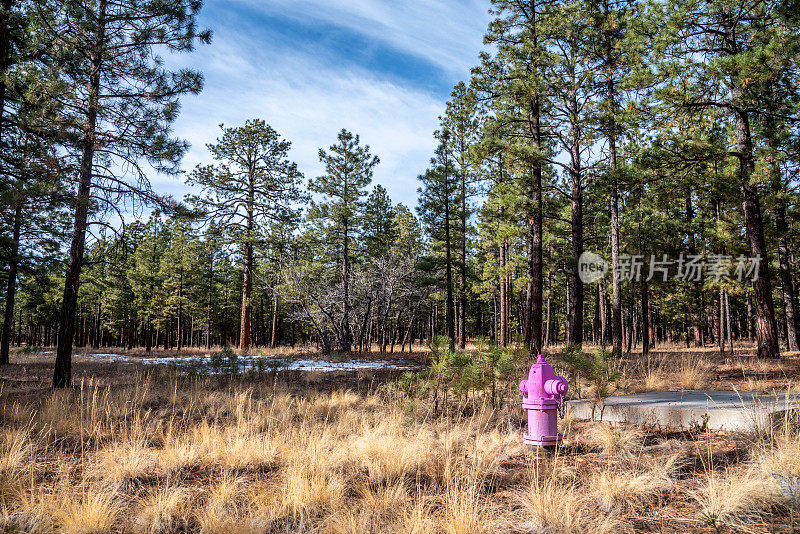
(195, 475, 248, 533)
(678, 355, 710, 390)
(279, 464, 345, 522)
(515, 476, 629, 533)
(0, 427, 32, 499)
(441, 484, 492, 534)
(583, 423, 644, 458)
(691, 469, 784, 530)
(52, 488, 123, 534)
(758, 435, 800, 478)
(589, 454, 681, 513)
(351, 422, 432, 484)
(9, 491, 52, 533)
(134, 486, 191, 534)
(0, 348, 797, 533)
(643, 369, 668, 392)
(86, 438, 158, 488)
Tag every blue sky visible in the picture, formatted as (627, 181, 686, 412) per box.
(157, 0, 492, 209)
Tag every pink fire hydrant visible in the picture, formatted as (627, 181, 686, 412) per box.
(519, 355, 569, 447)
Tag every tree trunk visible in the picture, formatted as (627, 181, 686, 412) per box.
(206, 260, 213, 349)
(53, 0, 106, 388)
(544, 295, 551, 347)
(567, 90, 583, 347)
(610, 176, 622, 356)
(239, 240, 252, 353)
(684, 190, 703, 347)
(607, 182, 621, 346)
(270, 295, 278, 348)
(239, 177, 254, 352)
(725, 291, 733, 352)
(722, 10, 779, 358)
(93, 300, 102, 349)
(599, 0, 623, 357)
(736, 122, 779, 357)
(359, 298, 372, 354)
(444, 187, 456, 351)
(0, 201, 21, 364)
(146, 316, 152, 351)
(525, 118, 544, 355)
(641, 277, 650, 356)
(771, 156, 800, 351)
(492, 295, 497, 343)
(458, 152, 467, 351)
(341, 214, 353, 352)
(177, 266, 183, 352)
(523, 2, 544, 355)
(599, 283, 607, 346)
(719, 289, 726, 354)
(500, 245, 508, 347)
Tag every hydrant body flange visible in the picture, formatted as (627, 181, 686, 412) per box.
(519, 354, 568, 447)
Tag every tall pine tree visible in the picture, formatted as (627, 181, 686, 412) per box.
(36, 0, 209, 386)
(308, 129, 379, 352)
(188, 119, 304, 353)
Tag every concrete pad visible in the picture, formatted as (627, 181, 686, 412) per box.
(567, 390, 800, 431)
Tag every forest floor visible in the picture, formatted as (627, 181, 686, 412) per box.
(0, 344, 799, 533)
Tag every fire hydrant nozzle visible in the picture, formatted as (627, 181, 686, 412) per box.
(519, 354, 568, 447)
(544, 378, 568, 396)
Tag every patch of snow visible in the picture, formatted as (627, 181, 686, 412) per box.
(76, 353, 421, 375)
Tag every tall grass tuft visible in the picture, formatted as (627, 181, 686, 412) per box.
(691, 469, 784, 532)
(53, 489, 123, 534)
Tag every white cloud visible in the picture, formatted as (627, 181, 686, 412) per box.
(152, 0, 491, 209)
(235, 0, 491, 74)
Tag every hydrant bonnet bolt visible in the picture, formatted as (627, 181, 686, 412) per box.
(520, 354, 568, 447)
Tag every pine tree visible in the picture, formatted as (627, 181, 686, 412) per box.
(105, 227, 138, 349)
(0, 0, 67, 364)
(37, 0, 209, 386)
(393, 204, 423, 259)
(127, 212, 170, 351)
(0, 135, 65, 363)
(417, 138, 458, 351)
(475, 150, 524, 347)
(545, 0, 595, 347)
(362, 184, 396, 259)
(158, 219, 195, 351)
(655, 0, 800, 357)
(254, 220, 295, 348)
(440, 82, 481, 350)
(586, 0, 646, 355)
(309, 129, 379, 352)
(187, 119, 304, 353)
(195, 224, 223, 348)
(480, 0, 554, 354)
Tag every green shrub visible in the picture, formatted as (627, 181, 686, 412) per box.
(556, 344, 620, 401)
(422, 335, 525, 413)
(210, 345, 236, 373)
